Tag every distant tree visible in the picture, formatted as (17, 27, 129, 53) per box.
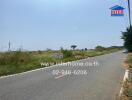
(95, 46, 106, 51)
(81, 49, 84, 51)
(38, 50, 42, 54)
(46, 48, 52, 52)
(84, 48, 88, 51)
(71, 45, 77, 50)
(122, 27, 132, 52)
(107, 46, 123, 50)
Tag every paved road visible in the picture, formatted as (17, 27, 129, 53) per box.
(0, 51, 126, 100)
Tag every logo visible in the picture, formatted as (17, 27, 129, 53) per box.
(110, 5, 125, 16)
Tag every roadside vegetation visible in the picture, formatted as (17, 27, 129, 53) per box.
(120, 26, 132, 100)
(120, 73, 132, 100)
(120, 54, 132, 100)
(0, 46, 122, 76)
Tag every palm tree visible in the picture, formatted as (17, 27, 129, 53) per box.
(71, 45, 77, 50)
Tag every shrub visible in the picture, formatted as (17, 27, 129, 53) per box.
(95, 46, 106, 51)
(60, 48, 73, 58)
(38, 50, 42, 54)
(0, 51, 31, 65)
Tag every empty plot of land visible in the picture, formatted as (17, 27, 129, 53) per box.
(0, 51, 126, 100)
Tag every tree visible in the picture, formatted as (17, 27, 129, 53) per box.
(95, 46, 106, 51)
(122, 27, 132, 52)
(71, 45, 77, 50)
(84, 48, 88, 51)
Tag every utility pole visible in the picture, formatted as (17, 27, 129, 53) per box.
(8, 42, 11, 52)
(127, 0, 132, 27)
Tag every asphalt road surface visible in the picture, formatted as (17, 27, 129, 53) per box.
(0, 51, 126, 100)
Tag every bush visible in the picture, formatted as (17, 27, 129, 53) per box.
(0, 51, 31, 65)
(60, 48, 73, 58)
(95, 46, 106, 51)
(122, 27, 132, 52)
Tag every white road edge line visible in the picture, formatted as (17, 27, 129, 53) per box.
(119, 70, 129, 97)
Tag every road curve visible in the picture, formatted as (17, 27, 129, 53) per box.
(0, 51, 126, 100)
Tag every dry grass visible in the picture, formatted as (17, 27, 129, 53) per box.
(120, 79, 132, 100)
(0, 47, 122, 77)
(120, 53, 132, 100)
(125, 53, 132, 68)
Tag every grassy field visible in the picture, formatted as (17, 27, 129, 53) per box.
(0, 47, 122, 76)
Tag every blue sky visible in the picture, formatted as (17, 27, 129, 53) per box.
(0, 0, 130, 51)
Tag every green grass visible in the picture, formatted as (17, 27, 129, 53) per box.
(0, 47, 122, 76)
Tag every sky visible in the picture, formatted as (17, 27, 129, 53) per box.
(0, 0, 131, 51)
